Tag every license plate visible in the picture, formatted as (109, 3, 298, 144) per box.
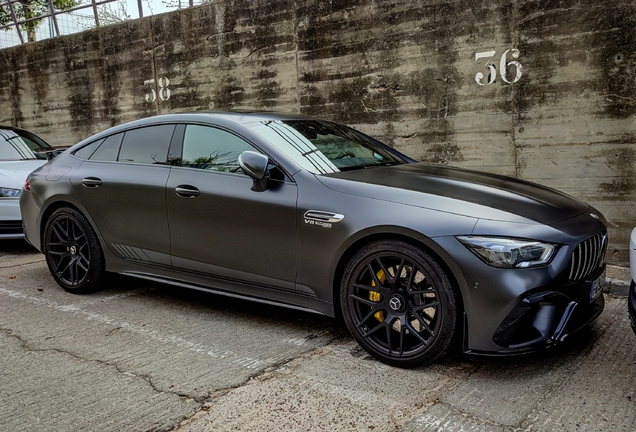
(589, 272, 606, 302)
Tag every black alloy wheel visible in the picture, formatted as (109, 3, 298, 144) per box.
(341, 240, 458, 367)
(44, 207, 105, 294)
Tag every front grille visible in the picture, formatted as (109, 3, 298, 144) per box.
(0, 221, 23, 235)
(568, 232, 607, 281)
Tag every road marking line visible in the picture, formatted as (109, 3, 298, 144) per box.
(0, 287, 268, 370)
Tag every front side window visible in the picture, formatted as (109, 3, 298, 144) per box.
(181, 125, 256, 173)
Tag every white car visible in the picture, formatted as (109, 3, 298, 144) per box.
(0, 127, 57, 239)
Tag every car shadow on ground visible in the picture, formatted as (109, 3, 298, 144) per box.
(0, 239, 38, 254)
(3, 244, 610, 372)
(99, 272, 348, 337)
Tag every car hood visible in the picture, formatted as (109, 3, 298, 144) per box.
(0, 160, 47, 188)
(318, 163, 589, 225)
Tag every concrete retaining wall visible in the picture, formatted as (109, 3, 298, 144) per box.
(1, 0, 634, 263)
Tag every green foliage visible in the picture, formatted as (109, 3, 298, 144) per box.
(0, 0, 80, 42)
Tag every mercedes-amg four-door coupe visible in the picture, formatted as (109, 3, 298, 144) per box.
(20, 112, 608, 367)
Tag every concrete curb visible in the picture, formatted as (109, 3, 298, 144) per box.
(605, 278, 631, 298)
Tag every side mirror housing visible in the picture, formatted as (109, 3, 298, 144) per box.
(238, 151, 270, 192)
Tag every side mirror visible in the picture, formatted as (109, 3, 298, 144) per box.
(238, 151, 270, 192)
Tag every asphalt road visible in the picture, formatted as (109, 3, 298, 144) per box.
(1, 240, 635, 432)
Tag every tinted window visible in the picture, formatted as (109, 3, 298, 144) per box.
(118, 125, 175, 164)
(117, 125, 174, 164)
(18, 131, 50, 151)
(89, 133, 123, 162)
(181, 125, 256, 173)
(73, 139, 104, 160)
(0, 129, 46, 160)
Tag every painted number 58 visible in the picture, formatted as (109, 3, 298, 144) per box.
(475, 49, 522, 86)
(144, 77, 171, 102)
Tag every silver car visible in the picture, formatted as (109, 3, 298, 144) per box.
(0, 126, 56, 239)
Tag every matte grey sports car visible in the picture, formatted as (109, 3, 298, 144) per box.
(20, 112, 608, 367)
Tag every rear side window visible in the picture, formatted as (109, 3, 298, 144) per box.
(74, 139, 103, 160)
(118, 125, 175, 164)
(89, 133, 123, 162)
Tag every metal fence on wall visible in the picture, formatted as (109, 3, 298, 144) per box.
(0, 0, 197, 49)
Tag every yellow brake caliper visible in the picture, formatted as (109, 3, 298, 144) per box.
(369, 269, 386, 322)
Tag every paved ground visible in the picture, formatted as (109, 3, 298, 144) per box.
(1, 240, 634, 432)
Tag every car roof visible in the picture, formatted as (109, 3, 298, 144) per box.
(194, 111, 314, 123)
(76, 111, 321, 145)
(0, 126, 52, 147)
(0, 125, 34, 134)
(129, 111, 314, 127)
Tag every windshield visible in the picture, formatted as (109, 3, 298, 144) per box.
(0, 129, 50, 161)
(251, 120, 407, 174)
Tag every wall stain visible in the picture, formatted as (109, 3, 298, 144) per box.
(62, 36, 97, 138)
(214, 76, 245, 109)
(403, 68, 460, 153)
(590, 3, 636, 118)
(251, 69, 281, 108)
(300, 86, 327, 117)
(97, 26, 125, 127)
(25, 41, 53, 118)
(425, 143, 466, 164)
(169, 72, 212, 111)
(8, 54, 24, 126)
(598, 145, 636, 197)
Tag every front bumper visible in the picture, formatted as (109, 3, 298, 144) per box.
(433, 216, 608, 355)
(0, 198, 24, 239)
(485, 271, 606, 354)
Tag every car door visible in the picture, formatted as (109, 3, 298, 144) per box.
(165, 124, 298, 291)
(71, 125, 176, 266)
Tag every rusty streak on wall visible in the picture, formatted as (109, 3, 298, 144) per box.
(0, 0, 634, 264)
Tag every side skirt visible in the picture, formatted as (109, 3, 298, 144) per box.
(118, 269, 335, 318)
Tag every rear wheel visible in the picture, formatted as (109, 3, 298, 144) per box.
(340, 240, 458, 367)
(43, 207, 105, 294)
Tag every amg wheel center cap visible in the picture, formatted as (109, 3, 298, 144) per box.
(389, 296, 403, 311)
(69, 246, 77, 255)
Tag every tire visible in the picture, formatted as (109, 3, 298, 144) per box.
(43, 207, 105, 294)
(340, 240, 458, 367)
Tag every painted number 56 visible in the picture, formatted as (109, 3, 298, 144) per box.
(475, 49, 522, 86)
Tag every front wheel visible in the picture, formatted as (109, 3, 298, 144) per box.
(340, 240, 458, 367)
(43, 207, 105, 294)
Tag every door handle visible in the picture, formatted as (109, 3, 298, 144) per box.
(82, 177, 102, 188)
(175, 185, 200, 198)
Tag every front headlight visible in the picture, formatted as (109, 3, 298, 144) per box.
(457, 236, 557, 269)
(0, 188, 22, 198)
